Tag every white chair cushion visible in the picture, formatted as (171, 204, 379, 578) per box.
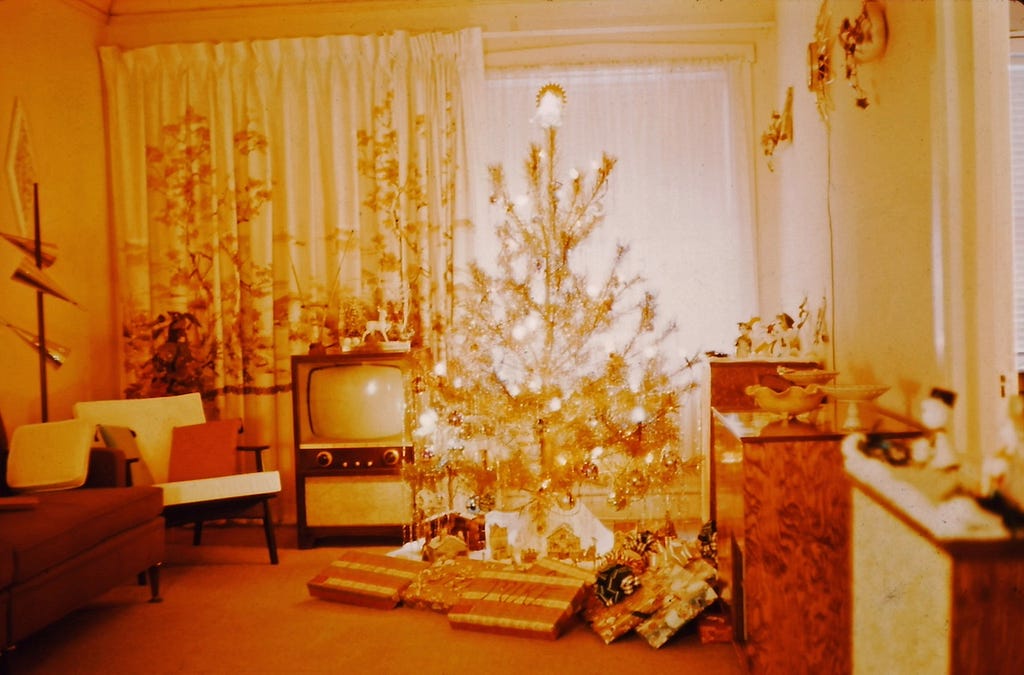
(73, 393, 206, 484)
(7, 418, 95, 492)
(155, 470, 281, 506)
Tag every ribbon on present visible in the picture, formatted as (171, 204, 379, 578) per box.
(595, 563, 640, 607)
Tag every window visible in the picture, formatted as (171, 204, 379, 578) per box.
(481, 59, 758, 360)
(1010, 54, 1024, 369)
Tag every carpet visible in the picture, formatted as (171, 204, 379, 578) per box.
(6, 532, 745, 674)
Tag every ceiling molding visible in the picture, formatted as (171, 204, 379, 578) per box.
(60, 0, 111, 20)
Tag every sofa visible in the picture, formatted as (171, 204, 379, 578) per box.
(0, 428, 165, 665)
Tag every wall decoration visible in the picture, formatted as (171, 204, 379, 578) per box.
(761, 87, 794, 172)
(839, 0, 889, 108)
(808, 0, 835, 125)
(5, 98, 37, 235)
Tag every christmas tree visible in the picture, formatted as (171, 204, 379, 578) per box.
(404, 84, 699, 531)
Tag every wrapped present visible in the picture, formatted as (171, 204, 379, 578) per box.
(634, 562, 718, 648)
(402, 557, 502, 613)
(528, 556, 597, 586)
(584, 552, 718, 646)
(307, 551, 429, 610)
(528, 557, 597, 613)
(584, 580, 667, 644)
(448, 569, 587, 640)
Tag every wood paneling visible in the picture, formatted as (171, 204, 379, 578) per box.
(741, 434, 850, 674)
(714, 412, 851, 674)
(951, 555, 1024, 674)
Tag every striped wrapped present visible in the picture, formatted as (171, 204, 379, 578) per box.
(307, 551, 429, 610)
(448, 569, 587, 640)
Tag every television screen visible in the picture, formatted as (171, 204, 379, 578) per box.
(306, 363, 407, 445)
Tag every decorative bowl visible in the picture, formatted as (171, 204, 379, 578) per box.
(821, 384, 890, 401)
(777, 366, 839, 386)
(745, 384, 826, 419)
(822, 383, 890, 430)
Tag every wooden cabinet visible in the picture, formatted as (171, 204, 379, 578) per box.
(712, 408, 920, 674)
(847, 459, 1024, 674)
(709, 358, 819, 413)
(707, 358, 817, 518)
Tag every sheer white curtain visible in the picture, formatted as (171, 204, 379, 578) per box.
(481, 59, 758, 466)
(100, 31, 485, 517)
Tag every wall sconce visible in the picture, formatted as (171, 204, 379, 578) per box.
(840, 0, 889, 109)
(761, 87, 794, 172)
(808, 0, 835, 125)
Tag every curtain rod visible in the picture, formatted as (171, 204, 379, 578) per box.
(482, 22, 774, 41)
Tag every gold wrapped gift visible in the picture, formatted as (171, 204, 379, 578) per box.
(307, 551, 429, 610)
(448, 569, 587, 640)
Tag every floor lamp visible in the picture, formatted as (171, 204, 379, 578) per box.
(1, 183, 75, 422)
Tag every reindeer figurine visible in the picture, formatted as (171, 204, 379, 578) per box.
(361, 308, 391, 344)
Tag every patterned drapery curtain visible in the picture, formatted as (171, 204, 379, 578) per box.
(100, 30, 486, 518)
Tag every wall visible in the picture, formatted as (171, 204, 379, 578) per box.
(770, 0, 1014, 478)
(4, 0, 1012, 504)
(0, 0, 116, 432)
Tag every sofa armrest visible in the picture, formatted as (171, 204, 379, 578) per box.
(85, 447, 129, 488)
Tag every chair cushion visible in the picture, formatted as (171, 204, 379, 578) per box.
(0, 486, 163, 584)
(7, 419, 94, 492)
(167, 419, 242, 482)
(73, 393, 206, 484)
(156, 470, 281, 506)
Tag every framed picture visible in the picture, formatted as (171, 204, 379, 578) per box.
(6, 98, 38, 235)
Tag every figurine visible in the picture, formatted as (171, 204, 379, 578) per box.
(910, 388, 959, 470)
(735, 319, 755, 357)
(982, 394, 1024, 496)
(361, 307, 390, 343)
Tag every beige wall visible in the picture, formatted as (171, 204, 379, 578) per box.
(770, 0, 1014, 477)
(0, 0, 116, 432)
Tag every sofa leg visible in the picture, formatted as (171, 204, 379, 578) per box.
(192, 521, 203, 546)
(1, 644, 12, 675)
(148, 562, 163, 603)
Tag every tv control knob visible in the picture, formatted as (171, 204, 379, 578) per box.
(315, 451, 333, 468)
(382, 448, 401, 466)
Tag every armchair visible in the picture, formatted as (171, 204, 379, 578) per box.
(73, 393, 280, 564)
